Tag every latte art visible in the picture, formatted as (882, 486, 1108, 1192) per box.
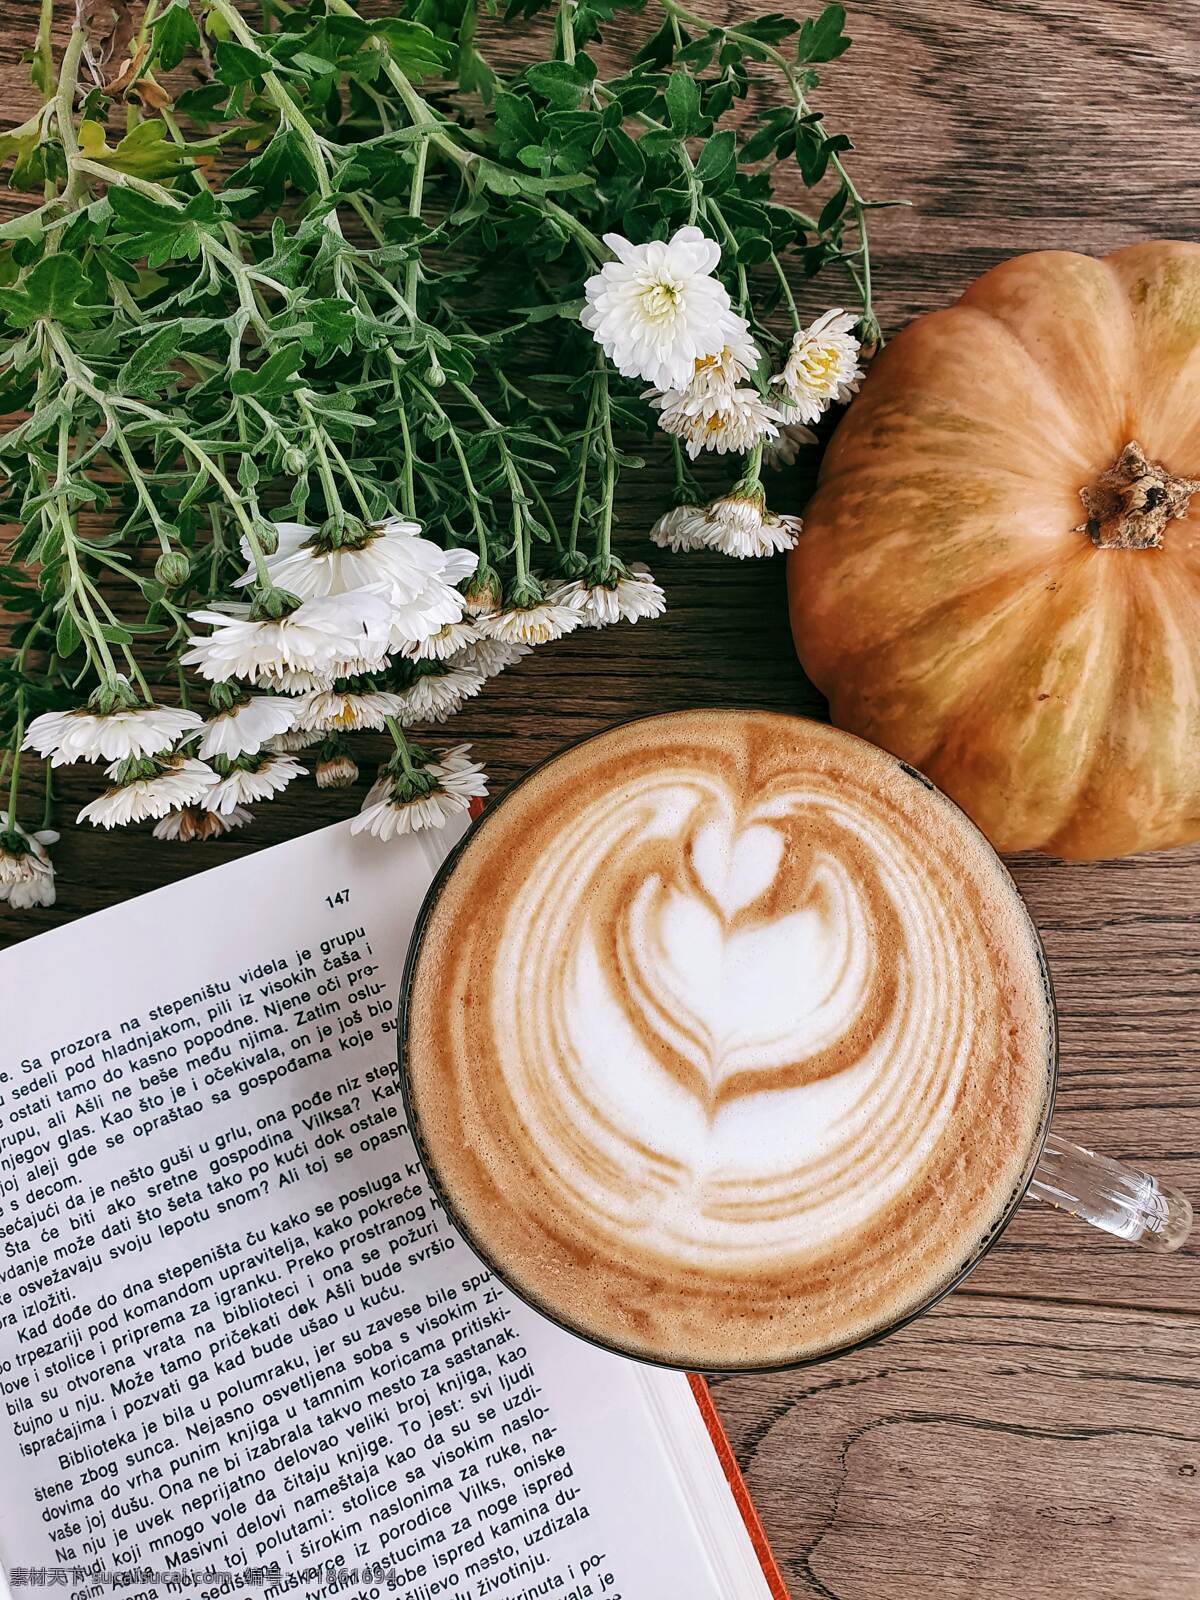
(405, 713, 1053, 1368)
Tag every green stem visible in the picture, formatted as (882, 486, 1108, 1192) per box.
(297, 396, 345, 521)
(7, 695, 24, 830)
(385, 716, 417, 774)
(54, 29, 88, 211)
(405, 133, 428, 315)
(559, 0, 577, 64)
(395, 396, 417, 522)
(595, 367, 615, 567)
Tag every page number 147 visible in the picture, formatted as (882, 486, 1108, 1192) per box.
(325, 888, 351, 907)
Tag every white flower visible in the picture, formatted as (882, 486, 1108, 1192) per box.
(650, 504, 712, 553)
(78, 758, 218, 828)
(205, 754, 305, 815)
(352, 745, 488, 841)
(0, 813, 57, 909)
(703, 493, 802, 559)
(477, 598, 581, 646)
(656, 385, 781, 459)
(764, 418, 820, 468)
(581, 226, 745, 391)
(294, 689, 407, 733)
(773, 308, 862, 423)
(556, 564, 666, 627)
(644, 317, 760, 403)
(197, 696, 298, 760)
(316, 752, 359, 789)
(403, 618, 483, 661)
(258, 667, 336, 695)
(153, 805, 253, 841)
(25, 704, 202, 767)
(239, 520, 478, 653)
(182, 593, 395, 686)
(395, 664, 486, 724)
(452, 638, 531, 679)
(267, 728, 321, 753)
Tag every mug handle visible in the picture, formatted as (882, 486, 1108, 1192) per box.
(1029, 1135, 1192, 1252)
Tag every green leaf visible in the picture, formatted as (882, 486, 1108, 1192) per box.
(152, 0, 202, 72)
(213, 39, 277, 86)
(818, 183, 849, 231)
(230, 342, 305, 400)
(665, 71, 701, 138)
(0, 255, 102, 330)
(695, 128, 736, 189)
(116, 323, 183, 397)
(55, 608, 82, 659)
(101, 120, 210, 181)
(108, 186, 225, 267)
(525, 61, 587, 109)
(233, 129, 318, 206)
(371, 19, 454, 82)
(797, 3, 851, 64)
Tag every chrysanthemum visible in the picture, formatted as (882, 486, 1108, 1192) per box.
(581, 227, 745, 392)
(205, 753, 305, 815)
(649, 504, 713, 553)
(153, 805, 253, 841)
(267, 728, 320, 753)
(703, 493, 803, 559)
(0, 813, 58, 909)
(197, 696, 298, 760)
(452, 638, 532, 679)
(351, 745, 488, 840)
(773, 308, 863, 424)
(238, 520, 478, 652)
(461, 570, 504, 618)
(316, 751, 359, 789)
(645, 316, 760, 403)
(556, 564, 666, 627)
(403, 618, 482, 661)
(477, 597, 581, 647)
(182, 593, 395, 686)
(25, 704, 202, 767)
(294, 687, 406, 733)
(395, 664, 486, 724)
(78, 758, 218, 828)
(656, 385, 781, 460)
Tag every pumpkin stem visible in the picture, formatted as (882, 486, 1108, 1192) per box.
(1077, 441, 1200, 550)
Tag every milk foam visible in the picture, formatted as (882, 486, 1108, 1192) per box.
(406, 712, 1053, 1369)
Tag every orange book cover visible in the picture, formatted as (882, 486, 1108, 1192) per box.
(688, 1375, 791, 1600)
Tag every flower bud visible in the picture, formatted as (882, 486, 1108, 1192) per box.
(154, 550, 191, 588)
(256, 523, 280, 557)
(283, 446, 309, 477)
(462, 569, 504, 616)
(317, 753, 359, 790)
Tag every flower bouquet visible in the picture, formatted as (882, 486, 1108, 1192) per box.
(0, 0, 883, 910)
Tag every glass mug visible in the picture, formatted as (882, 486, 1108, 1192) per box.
(398, 713, 1192, 1372)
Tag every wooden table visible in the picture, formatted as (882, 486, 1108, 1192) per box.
(3, 2, 1199, 1594)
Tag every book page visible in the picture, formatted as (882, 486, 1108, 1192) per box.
(0, 819, 773, 1600)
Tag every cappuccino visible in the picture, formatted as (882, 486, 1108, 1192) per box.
(404, 712, 1054, 1368)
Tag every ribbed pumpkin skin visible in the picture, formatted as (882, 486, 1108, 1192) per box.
(788, 242, 1200, 860)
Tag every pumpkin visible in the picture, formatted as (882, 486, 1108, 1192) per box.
(788, 241, 1200, 860)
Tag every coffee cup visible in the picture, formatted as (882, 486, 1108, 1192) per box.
(399, 711, 1191, 1372)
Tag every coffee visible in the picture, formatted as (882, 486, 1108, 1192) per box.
(403, 711, 1054, 1369)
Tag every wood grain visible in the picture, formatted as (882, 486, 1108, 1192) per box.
(3, 2, 1200, 1595)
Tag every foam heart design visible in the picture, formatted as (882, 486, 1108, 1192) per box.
(617, 814, 880, 1108)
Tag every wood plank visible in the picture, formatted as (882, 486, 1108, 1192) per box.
(711, 1293, 1200, 1599)
(3, 3, 1200, 1596)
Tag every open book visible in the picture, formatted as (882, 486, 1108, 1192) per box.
(0, 814, 787, 1600)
